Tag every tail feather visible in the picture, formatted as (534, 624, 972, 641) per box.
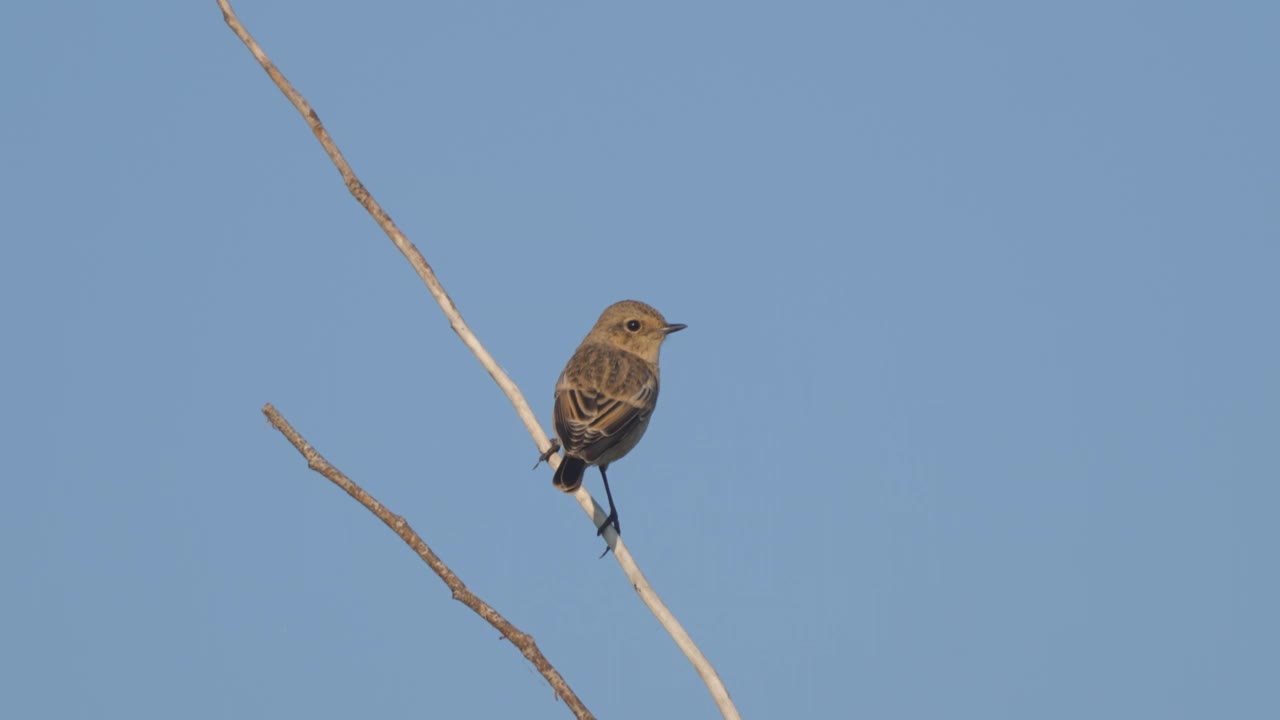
(553, 456, 587, 492)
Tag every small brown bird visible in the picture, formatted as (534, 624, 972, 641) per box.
(552, 300, 686, 537)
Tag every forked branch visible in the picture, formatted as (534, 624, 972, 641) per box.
(220, 2, 739, 717)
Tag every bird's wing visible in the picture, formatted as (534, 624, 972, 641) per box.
(554, 370, 656, 463)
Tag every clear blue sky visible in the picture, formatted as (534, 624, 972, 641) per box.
(2, 2, 1276, 718)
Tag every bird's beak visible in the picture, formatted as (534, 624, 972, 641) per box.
(662, 323, 688, 335)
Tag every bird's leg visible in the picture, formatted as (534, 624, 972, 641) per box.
(532, 438, 561, 469)
(596, 466, 621, 558)
(596, 465, 621, 537)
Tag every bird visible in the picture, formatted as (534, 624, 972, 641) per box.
(551, 300, 686, 539)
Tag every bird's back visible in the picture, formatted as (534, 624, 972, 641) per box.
(554, 342, 659, 464)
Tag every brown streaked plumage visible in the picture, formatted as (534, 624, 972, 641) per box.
(552, 300, 685, 538)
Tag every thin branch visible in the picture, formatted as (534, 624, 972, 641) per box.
(262, 404, 594, 720)
(220, 2, 740, 718)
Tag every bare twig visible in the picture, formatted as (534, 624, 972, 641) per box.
(220, 2, 739, 718)
(262, 404, 594, 720)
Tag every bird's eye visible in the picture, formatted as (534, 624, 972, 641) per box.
(625, 320, 642, 332)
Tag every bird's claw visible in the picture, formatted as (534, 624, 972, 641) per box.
(532, 439, 562, 469)
(595, 510, 620, 538)
(597, 515, 620, 558)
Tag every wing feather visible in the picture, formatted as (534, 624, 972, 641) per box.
(554, 350, 657, 464)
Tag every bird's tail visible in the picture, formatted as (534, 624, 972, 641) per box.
(553, 456, 587, 492)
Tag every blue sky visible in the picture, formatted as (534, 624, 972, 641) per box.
(2, 1, 1277, 718)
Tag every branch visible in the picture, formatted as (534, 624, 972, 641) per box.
(220, 2, 740, 717)
(262, 404, 594, 720)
